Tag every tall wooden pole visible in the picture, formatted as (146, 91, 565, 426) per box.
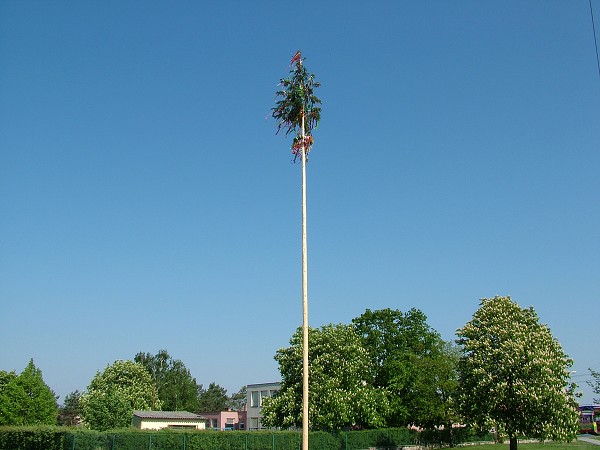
(301, 112, 309, 450)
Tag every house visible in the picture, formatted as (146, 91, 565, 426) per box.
(201, 410, 246, 430)
(246, 382, 281, 430)
(132, 410, 207, 430)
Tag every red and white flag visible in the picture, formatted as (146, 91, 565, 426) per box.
(290, 50, 302, 65)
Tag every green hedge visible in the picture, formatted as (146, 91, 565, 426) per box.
(0, 425, 492, 450)
(62, 429, 112, 450)
(0, 426, 64, 450)
(341, 428, 416, 449)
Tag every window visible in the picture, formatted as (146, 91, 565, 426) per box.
(251, 390, 260, 407)
(260, 390, 269, 405)
(211, 418, 218, 428)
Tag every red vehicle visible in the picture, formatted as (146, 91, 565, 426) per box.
(579, 405, 600, 435)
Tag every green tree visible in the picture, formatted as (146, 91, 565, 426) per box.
(0, 360, 58, 426)
(456, 296, 579, 450)
(134, 349, 199, 411)
(352, 308, 457, 427)
(58, 390, 82, 426)
(228, 385, 247, 411)
(409, 341, 460, 428)
(0, 370, 25, 425)
(198, 382, 228, 412)
(80, 360, 159, 430)
(262, 324, 388, 431)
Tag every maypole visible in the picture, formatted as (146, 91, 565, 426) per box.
(300, 110, 309, 450)
(272, 51, 321, 450)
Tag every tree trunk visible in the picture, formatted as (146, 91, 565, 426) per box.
(510, 436, 518, 450)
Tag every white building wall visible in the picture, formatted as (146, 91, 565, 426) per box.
(134, 418, 206, 430)
(246, 382, 280, 430)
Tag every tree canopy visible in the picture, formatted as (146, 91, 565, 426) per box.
(456, 296, 579, 450)
(0, 359, 58, 426)
(261, 324, 388, 431)
(352, 308, 458, 427)
(58, 390, 82, 426)
(134, 349, 199, 411)
(198, 382, 229, 412)
(80, 360, 158, 430)
(263, 309, 459, 431)
(228, 385, 247, 411)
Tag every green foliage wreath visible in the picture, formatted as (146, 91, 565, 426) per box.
(272, 51, 322, 162)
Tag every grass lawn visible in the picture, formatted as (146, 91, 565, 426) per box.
(470, 441, 599, 450)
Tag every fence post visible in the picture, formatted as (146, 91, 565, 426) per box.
(148, 434, 152, 450)
(183, 433, 186, 450)
(112, 434, 115, 450)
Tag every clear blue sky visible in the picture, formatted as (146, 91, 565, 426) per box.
(1, 1, 599, 405)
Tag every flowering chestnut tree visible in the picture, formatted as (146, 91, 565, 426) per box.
(456, 296, 579, 450)
(261, 324, 388, 431)
(80, 360, 160, 430)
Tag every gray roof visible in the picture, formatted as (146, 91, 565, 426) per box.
(133, 410, 204, 420)
(246, 381, 281, 388)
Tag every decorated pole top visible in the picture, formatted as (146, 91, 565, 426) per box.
(272, 51, 322, 162)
